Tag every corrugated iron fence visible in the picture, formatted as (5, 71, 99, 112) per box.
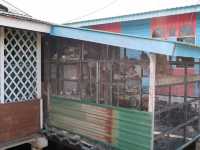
(49, 96, 152, 150)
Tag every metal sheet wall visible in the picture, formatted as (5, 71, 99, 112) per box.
(49, 96, 152, 150)
(151, 13, 196, 40)
(89, 19, 150, 37)
(195, 12, 200, 96)
(121, 19, 150, 37)
(91, 22, 121, 33)
(196, 12, 200, 45)
(121, 19, 150, 60)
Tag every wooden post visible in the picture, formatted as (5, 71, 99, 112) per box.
(196, 139, 200, 150)
(183, 64, 188, 142)
(0, 27, 4, 104)
(96, 61, 99, 104)
(36, 33, 42, 129)
(148, 53, 156, 150)
(36, 32, 41, 99)
(148, 53, 156, 112)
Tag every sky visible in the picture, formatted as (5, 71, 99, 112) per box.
(3, 0, 200, 24)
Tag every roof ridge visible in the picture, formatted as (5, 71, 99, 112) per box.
(65, 4, 200, 27)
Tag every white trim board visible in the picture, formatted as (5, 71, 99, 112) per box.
(0, 27, 4, 104)
(0, 15, 51, 33)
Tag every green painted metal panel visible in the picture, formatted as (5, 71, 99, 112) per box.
(49, 96, 152, 150)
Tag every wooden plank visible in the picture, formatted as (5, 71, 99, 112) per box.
(0, 100, 40, 144)
(148, 54, 156, 112)
(148, 54, 156, 150)
(0, 27, 4, 103)
(36, 32, 42, 99)
(0, 15, 50, 33)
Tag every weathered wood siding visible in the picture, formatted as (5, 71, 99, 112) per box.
(0, 100, 40, 143)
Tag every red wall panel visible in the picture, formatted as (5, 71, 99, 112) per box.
(152, 13, 197, 96)
(0, 100, 40, 144)
(91, 22, 121, 33)
(157, 68, 195, 97)
(151, 13, 196, 39)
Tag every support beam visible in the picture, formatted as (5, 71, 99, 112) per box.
(148, 54, 156, 112)
(0, 27, 4, 104)
(36, 33, 41, 99)
(36, 33, 43, 129)
(148, 53, 156, 150)
(0, 15, 50, 33)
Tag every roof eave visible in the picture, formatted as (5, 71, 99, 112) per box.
(0, 13, 52, 33)
(65, 4, 200, 27)
(50, 25, 200, 58)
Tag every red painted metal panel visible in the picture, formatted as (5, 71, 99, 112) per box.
(171, 68, 195, 97)
(91, 22, 121, 33)
(151, 13, 196, 39)
(157, 68, 195, 97)
(152, 13, 197, 96)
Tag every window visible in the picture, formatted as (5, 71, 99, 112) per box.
(180, 24, 194, 37)
(178, 24, 195, 44)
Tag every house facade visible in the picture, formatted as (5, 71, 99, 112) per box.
(67, 4, 200, 98)
(63, 4, 200, 150)
(0, 5, 50, 149)
(1, 3, 200, 150)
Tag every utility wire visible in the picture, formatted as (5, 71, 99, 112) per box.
(1, 0, 32, 17)
(66, 0, 118, 23)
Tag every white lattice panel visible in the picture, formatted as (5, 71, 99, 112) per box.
(4, 28, 38, 102)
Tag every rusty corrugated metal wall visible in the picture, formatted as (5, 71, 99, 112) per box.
(49, 96, 152, 150)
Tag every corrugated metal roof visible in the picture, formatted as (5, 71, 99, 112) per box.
(0, 3, 52, 33)
(0, 9, 52, 33)
(65, 4, 200, 27)
(51, 25, 200, 58)
(0, 10, 52, 26)
(0, 0, 30, 18)
(0, 2, 52, 27)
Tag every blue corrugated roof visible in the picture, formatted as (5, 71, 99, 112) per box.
(65, 4, 200, 27)
(50, 25, 200, 58)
